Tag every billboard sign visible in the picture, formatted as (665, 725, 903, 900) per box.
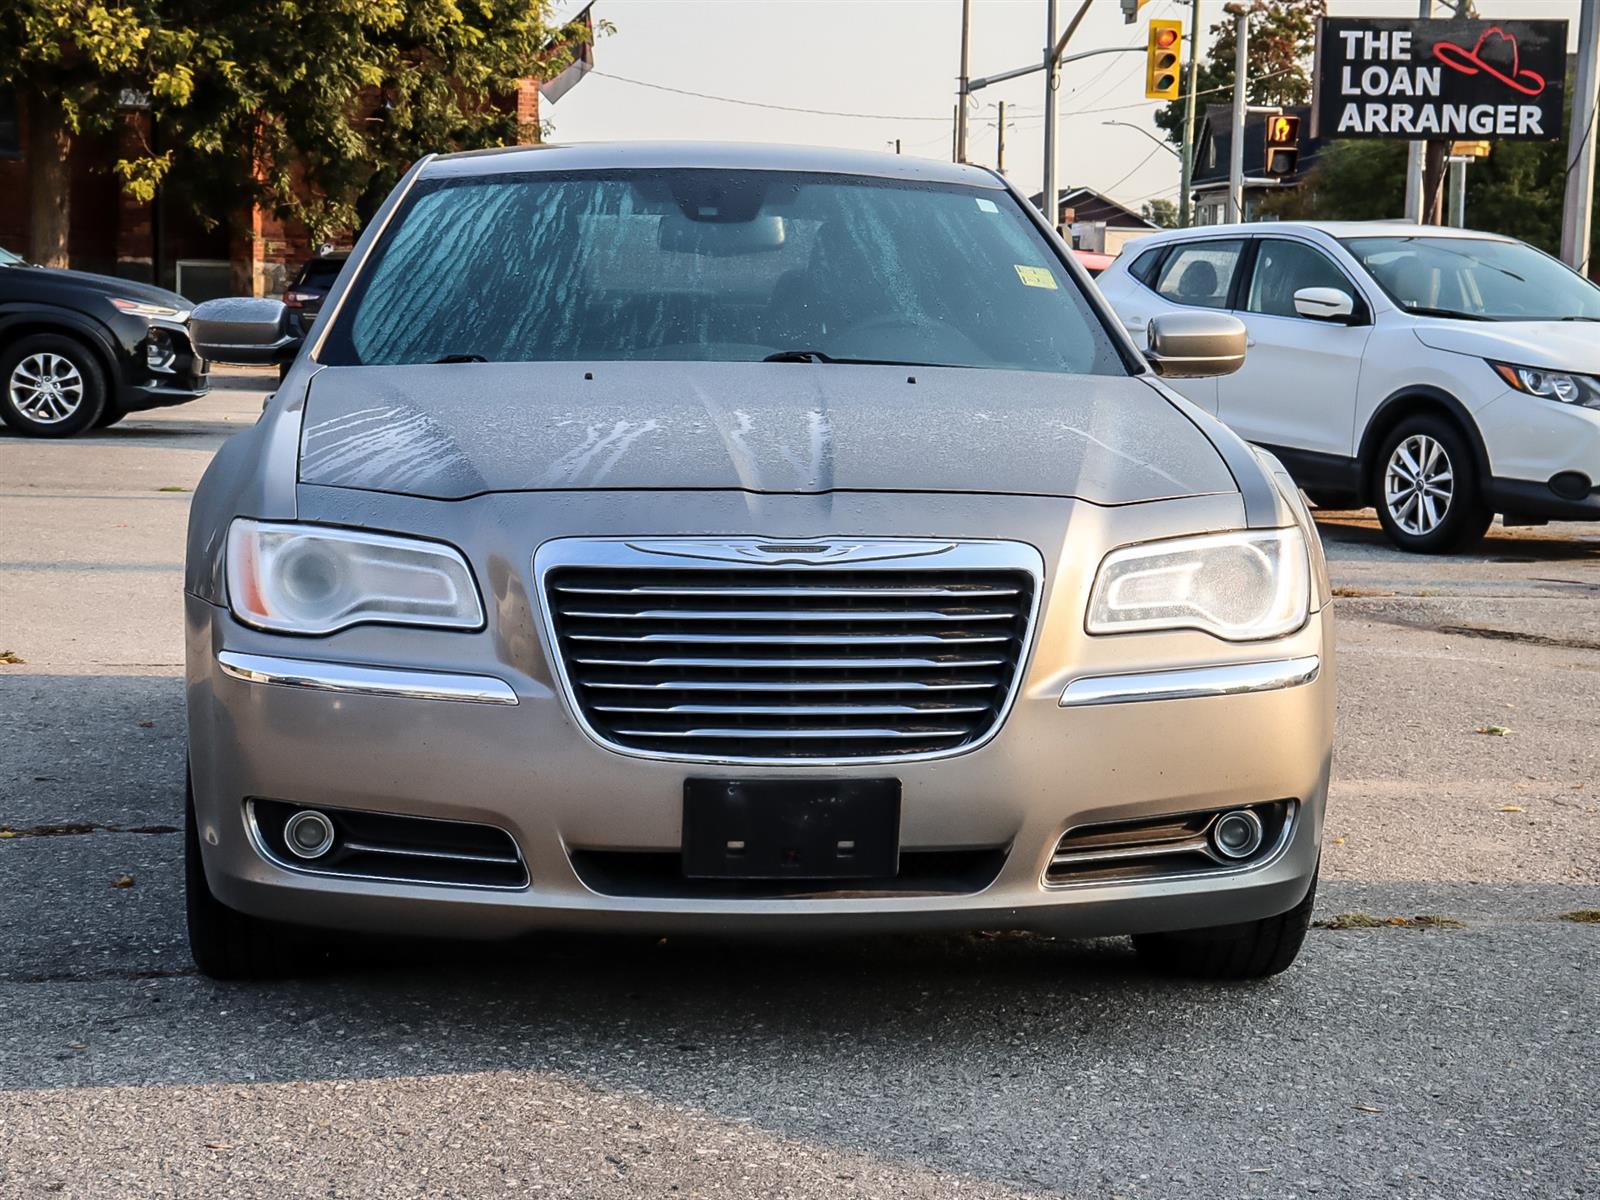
(1314, 18, 1568, 142)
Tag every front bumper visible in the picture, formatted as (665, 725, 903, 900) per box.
(187, 596, 1333, 942)
(1478, 389, 1600, 519)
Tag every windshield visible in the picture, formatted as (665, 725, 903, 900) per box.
(1343, 235, 1600, 322)
(320, 168, 1126, 375)
(0, 246, 23, 266)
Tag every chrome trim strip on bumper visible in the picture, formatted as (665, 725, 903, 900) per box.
(217, 651, 518, 706)
(1058, 655, 1320, 708)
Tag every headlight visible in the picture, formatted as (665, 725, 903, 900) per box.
(1087, 527, 1311, 642)
(1490, 362, 1600, 409)
(226, 520, 483, 635)
(110, 296, 190, 320)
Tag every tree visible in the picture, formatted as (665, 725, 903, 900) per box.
(1141, 198, 1178, 228)
(0, 0, 597, 271)
(1155, 0, 1325, 160)
(0, 1, 171, 265)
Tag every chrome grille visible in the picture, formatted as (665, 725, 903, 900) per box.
(538, 539, 1040, 763)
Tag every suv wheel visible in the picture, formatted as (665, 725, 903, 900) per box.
(0, 334, 108, 437)
(1373, 415, 1492, 553)
(1133, 870, 1317, 980)
(186, 775, 314, 979)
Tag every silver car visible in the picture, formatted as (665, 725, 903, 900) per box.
(183, 143, 1333, 981)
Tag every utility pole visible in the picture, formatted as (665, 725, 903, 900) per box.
(1562, 0, 1600, 271)
(1179, 0, 1201, 226)
(997, 100, 1007, 174)
(955, 0, 972, 163)
(1042, 0, 1061, 232)
(1227, 4, 1247, 223)
(1403, 0, 1433, 222)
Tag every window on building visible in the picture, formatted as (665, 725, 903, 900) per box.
(0, 89, 19, 159)
(1152, 239, 1244, 309)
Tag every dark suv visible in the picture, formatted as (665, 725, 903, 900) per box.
(0, 245, 209, 437)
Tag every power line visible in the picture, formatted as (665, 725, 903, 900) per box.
(588, 69, 953, 122)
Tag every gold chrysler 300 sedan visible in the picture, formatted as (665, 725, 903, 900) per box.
(181, 142, 1333, 980)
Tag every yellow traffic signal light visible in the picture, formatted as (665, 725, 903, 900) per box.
(1264, 113, 1301, 177)
(1145, 19, 1182, 101)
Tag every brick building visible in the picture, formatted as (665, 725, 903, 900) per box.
(0, 80, 542, 302)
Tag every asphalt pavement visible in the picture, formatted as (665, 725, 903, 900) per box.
(2, 373, 1596, 1199)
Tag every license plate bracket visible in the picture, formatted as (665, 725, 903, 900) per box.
(682, 778, 901, 880)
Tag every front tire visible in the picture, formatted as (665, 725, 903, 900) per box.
(1133, 870, 1317, 980)
(0, 334, 108, 437)
(1372, 415, 1492, 553)
(186, 776, 311, 979)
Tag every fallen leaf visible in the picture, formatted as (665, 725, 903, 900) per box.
(1559, 909, 1600, 924)
(157, 486, 190, 493)
(1476, 725, 1513, 737)
(1498, 805, 1525, 813)
(111, 875, 135, 889)
(204, 1142, 234, 1151)
(137, 721, 154, 729)
(1353, 1104, 1383, 1114)
(1331, 836, 1346, 845)
(0, 650, 24, 665)
(64, 1042, 86, 1051)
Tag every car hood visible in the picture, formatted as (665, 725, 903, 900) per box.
(14, 264, 191, 310)
(1411, 320, 1600, 373)
(297, 361, 1234, 503)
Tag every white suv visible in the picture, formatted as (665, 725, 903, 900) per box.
(1096, 221, 1600, 552)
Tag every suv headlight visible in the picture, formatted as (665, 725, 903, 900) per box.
(1087, 527, 1311, 642)
(226, 520, 484, 635)
(1490, 362, 1600, 409)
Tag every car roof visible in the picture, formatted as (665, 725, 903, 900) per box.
(420, 141, 1006, 189)
(1131, 220, 1518, 244)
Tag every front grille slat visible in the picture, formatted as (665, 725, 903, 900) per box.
(544, 555, 1037, 762)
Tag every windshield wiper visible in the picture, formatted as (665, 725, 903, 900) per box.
(1402, 305, 1491, 321)
(1560, 315, 1600, 321)
(430, 353, 487, 364)
(761, 349, 966, 368)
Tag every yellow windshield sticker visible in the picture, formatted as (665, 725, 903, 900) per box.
(1014, 264, 1058, 290)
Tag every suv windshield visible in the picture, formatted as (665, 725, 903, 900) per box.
(1343, 235, 1600, 322)
(320, 168, 1126, 375)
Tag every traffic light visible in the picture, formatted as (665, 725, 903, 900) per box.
(1264, 113, 1301, 177)
(1145, 20, 1182, 101)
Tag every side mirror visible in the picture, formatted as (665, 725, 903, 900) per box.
(1293, 286, 1355, 322)
(188, 297, 302, 366)
(1145, 311, 1247, 379)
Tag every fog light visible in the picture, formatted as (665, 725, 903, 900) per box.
(283, 809, 335, 859)
(145, 329, 177, 374)
(1549, 471, 1592, 502)
(1211, 809, 1265, 860)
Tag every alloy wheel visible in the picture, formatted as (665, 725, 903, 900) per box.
(9, 352, 85, 424)
(1384, 433, 1454, 537)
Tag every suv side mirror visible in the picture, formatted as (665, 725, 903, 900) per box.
(1145, 311, 1247, 379)
(1293, 286, 1355, 322)
(189, 297, 302, 366)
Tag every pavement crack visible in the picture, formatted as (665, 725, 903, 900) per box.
(0, 822, 181, 840)
(1352, 612, 1600, 652)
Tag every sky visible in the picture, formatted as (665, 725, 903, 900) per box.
(544, 0, 1584, 215)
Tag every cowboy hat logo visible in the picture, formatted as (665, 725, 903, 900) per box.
(1433, 26, 1548, 97)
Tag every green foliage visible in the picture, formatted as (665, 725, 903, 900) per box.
(1155, 0, 1325, 156)
(0, 0, 601, 244)
(1141, 198, 1178, 228)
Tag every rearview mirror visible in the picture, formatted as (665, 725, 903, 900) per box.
(1293, 287, 1355, 322)
(658, 213, 786, 256)
(1145, 312, 1247, 379)
(189, 297, 302, 366)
